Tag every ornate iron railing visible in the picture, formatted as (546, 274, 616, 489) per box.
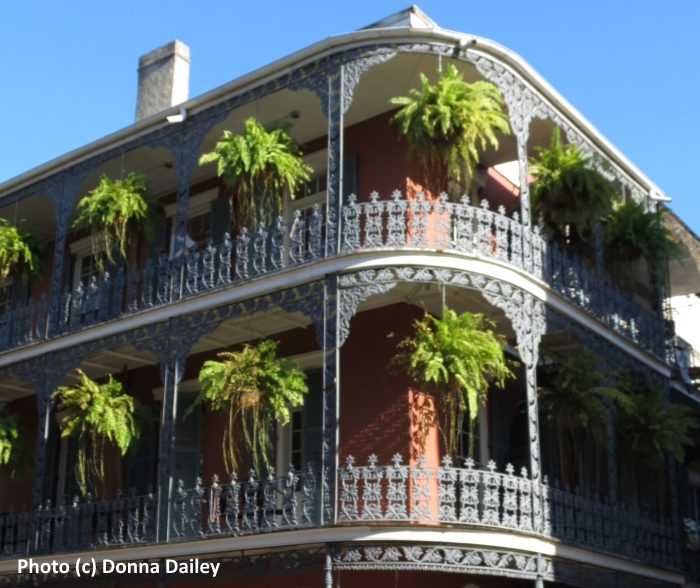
(340, 191, 665, 357)
(0, 192, 665, 358)
(0, 457, 680, 571)
(0, 489, 156, 557)
(337, 455, 679, 571)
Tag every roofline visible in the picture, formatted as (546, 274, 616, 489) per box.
(0, 25, 664, 199)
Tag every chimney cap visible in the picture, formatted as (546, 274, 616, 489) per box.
(138, 40, 190, 70)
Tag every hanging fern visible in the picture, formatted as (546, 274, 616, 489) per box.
(538, 353, 632, 436)
(390, 65, 510, 192)
(0, 219, 46, 284)
(188, 339, 308, 475)
(391, 307, 514, 459)
(53, 370, 148, 496)
(614, 375, 697, 461)
(73, 172, 162, 271)
(0, 403, 30, 480)
(530, 128, 616, 240)
(199, 119, 312, 229)
(603, 199, 682, 274)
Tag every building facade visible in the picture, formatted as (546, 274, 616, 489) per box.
(0, 6, 699, 588)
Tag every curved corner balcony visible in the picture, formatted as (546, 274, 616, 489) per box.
(0, 192, 666, 359)
(0, 456, 679, 572)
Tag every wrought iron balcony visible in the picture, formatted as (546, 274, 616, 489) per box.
(0, 456, 680, 572)
(0, 192, 665, 358)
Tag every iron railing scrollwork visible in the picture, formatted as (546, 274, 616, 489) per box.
(0, 192, 667, 360)
(0, 457, 679, 572)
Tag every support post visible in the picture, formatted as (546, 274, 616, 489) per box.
(170, 134, 192, 302)
(321, 276, 339, 525)
(326, 71, 343, 257)
(535, 552, 544, 588)
(155, 318, 183, 542)
(325, 543, 333, 588)
(512, 112, 534, 274)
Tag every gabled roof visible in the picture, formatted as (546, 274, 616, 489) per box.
(361, 5, 438, 30)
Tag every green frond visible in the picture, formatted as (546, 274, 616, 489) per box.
(73, 172, 162, 270)
(390, 65, 510, 191)
(52, 369, 148, 496)
(529, 127, 616, 239)
(392, 306, 514, 459)
(614, 374, 697, 461)
(0, 219, 47, 284)
(537, 352, 624, 444)
(190, 339, 308, 475)
(603, 199, 682, 274)
(0, 403, 30, 480)
(198, 118, 312, 229)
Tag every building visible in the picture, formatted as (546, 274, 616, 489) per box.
(0, 5, 699, 587)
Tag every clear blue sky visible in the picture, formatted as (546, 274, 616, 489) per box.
(1, 1, 698, 230)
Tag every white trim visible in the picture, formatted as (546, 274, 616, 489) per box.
(69, 234, 102, 256)
(288, 350, 324, 371)
(152, 377, 201, 401)
(0, 250, 673, 382)
(0, 525, 683, 583)
(164, 188, 218, 218)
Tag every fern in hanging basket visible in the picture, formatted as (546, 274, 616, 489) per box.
(614, 374, 697, 461)
(0, 219, 47, 284)
(603, 199, 682, 274)
(538, 352, 632, 439)
(53, 370, 149, 496)
(390, 64, 510, 193)
(73, 172, 162, 271)
(187, 339, 308, 475)
(199, 118, 312, 229)
(0, 403, 30, 480)
(530, 128, 616, 240)
(391, 307, 515, 459)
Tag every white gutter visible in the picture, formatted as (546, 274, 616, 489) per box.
(0, 25, 663, 199)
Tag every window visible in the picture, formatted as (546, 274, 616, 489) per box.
(77, 253, 102, 288)
(164, 188, 218, 258)
(284, 150, 328, 224)
(275, 359, 323, 476)
(69, 234, 109, 292)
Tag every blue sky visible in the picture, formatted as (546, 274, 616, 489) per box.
(1, 1, 698, 230)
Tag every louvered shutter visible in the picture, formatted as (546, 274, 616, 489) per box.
(210, 198, 231, 245)
(129, 422, 157, 495)
(148, 221, 167, 263)
(301, 368, 324, 474)
(491, 387, 509, 470)
(173, 393, 202, 488)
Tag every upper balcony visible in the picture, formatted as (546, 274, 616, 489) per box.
(0, 189, 672, 362)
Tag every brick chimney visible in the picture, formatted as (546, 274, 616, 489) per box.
(135, 40, 190, 122)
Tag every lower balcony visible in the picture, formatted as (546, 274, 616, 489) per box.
(0, 455, 680, 574)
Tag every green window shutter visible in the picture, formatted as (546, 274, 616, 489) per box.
(148, 222, 167, 264)
(42, 420, 59, 504)
(343, 153, 358, 201)
(301, 368, 324, 474)
(210, 198, 231, 245)
(491, 387, 509, 470)
(129, 421, 157, 495)
(59, 256, 74, 295)
(173, 393, 202, 488)
(63, 436, 83, 501)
